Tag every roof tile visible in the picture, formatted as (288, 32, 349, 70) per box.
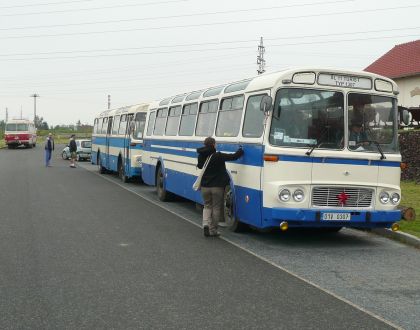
(364, 39, 420, 79)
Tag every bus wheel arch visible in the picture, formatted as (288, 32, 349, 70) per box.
(223, 183, 247, 232)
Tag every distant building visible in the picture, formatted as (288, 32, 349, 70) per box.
(364, 40, 420, 125)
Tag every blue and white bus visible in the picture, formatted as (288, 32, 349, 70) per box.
(140, 68, 405, 232)
(92, 103, 149, 182)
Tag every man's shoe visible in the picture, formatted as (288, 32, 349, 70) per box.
(203, 226, 210, 237)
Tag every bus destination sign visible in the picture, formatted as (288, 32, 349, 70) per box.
(318, 73, 372, 90)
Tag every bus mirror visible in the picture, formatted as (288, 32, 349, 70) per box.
(402, 109, 411, 125)
(260, 95, 273, 114)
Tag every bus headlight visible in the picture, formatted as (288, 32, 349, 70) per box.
(279, 189, 291, 202)
(379, 191, 390, 204)
(293, 189, 304, 202)
(390, 193, 400, 205)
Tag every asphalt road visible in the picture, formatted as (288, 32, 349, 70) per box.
(0, 146, 417, 329)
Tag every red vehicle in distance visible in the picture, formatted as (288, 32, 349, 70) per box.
(4, 119, 37, 149)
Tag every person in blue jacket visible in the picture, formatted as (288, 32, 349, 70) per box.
(44, 132, 54, 167)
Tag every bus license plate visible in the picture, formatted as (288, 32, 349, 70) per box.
(322, 213, 351, 221)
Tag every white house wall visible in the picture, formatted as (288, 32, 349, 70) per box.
(395, 75, 420, 108)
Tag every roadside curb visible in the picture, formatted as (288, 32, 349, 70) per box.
(369, 228, 420, 249)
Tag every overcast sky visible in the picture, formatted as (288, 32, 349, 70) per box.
(0, 0, 418, 126)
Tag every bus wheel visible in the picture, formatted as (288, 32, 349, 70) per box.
(98, 154, 106, 174)
(156, 166, 172, 201)
(118, 159, 129, 183)
(223, 185, 246, 232)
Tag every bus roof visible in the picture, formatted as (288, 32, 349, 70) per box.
(6, 119, 34, 124)
(97, 102, 150, 118)
(148, 67, 398, 109)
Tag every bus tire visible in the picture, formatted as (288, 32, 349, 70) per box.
(118, 158, 129, 183)
(156, 165, 172, 201)
(98, 153, 106, 174)
(223, 185, 247, 232)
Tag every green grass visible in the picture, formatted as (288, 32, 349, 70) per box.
(399, 181, 420, 238)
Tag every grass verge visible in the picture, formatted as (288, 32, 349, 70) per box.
(399, 181, 420, 238)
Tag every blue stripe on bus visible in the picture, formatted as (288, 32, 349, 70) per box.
(262, 207, 401, 228)
(142, 161, 400, 229)
(144, 139, 264, 167)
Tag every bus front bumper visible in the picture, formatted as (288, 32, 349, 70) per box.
(264, 208, 401, 229)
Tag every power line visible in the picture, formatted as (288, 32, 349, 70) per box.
(0, 0, 96, 9)
(0, 4, 418, 39)
(0, 33, 417, 61)
(0, 0, 190, 16)
(0, 0, 354, 30)
(0, 26, 417, 58)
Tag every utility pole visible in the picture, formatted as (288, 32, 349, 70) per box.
(107, 94, 111, 110)
(257, 37, 266, 75)
(5, 108, 8, 122)
(30, 93, 39, 125)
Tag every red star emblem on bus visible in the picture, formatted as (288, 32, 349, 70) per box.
(337, 192, 349, 206)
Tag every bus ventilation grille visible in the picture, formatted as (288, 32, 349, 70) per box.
(312, 187, 373, 208)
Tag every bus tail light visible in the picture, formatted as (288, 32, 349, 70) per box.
(264, 154, 278, 162)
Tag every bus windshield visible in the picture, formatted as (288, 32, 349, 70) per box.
(270, 88, 344, 149)
(348, 93, 398, 153)
(6, 123, 29, 131)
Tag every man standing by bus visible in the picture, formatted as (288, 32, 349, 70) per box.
(44, 132, 54, 167)
(69, 134, 77, 168)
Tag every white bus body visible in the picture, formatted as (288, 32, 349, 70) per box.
(91, 103, 149, 181)
(142, 68, 402, 231)
(4, 119, 37, 149)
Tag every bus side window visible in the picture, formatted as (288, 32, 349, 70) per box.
(101, 118, 108, 134)
(216, 95, 244, 137)
(166, 106, 181, 136)
(112, 115, 121, 135)
(118, 114, 127, 135)
(153, 108, 168, 136)
(196, 100, 218, 137)
(107, 117, 113, 135)
(242, 94, 266, 138)
(179, 103, 198, 136)
(146, 111, 156, 136)
(93, 118, 98, 134)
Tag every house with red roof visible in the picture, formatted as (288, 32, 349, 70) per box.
(364, 40, 420, 115)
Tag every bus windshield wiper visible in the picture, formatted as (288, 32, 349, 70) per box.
(361, 140, 386, 160)
(306, 127, 329, 156)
